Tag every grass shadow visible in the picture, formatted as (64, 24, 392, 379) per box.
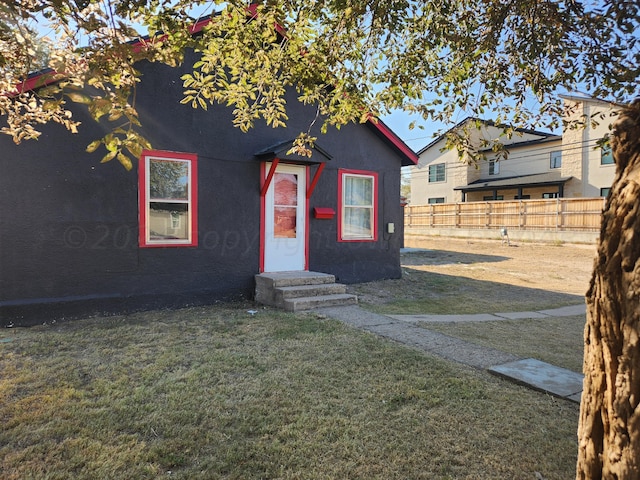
(401, 249, 511, 267)
(349, 268, 584, 315)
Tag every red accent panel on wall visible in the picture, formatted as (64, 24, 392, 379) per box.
(313, 207, 336, 219)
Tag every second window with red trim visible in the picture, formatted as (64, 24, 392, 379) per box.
(338, 169, 378, 242)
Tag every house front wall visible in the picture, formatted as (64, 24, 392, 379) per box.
(412, 123, 557, 204)
(0, 53, 407, 326)
(561, 98, 617, 197)
(481, 139, 563, 179)
(411, 140, 477, 204)
(413, 102, 618, 205)
(583, 101, 617, 196)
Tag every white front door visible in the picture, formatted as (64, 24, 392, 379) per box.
(263, 163, 307, 272)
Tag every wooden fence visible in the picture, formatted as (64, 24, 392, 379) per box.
(404, 198, 606, 232)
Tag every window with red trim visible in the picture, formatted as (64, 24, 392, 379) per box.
(338, 169, 378, 242)
(139, 150, 198, 247)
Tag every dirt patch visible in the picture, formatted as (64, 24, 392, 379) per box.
(350, 236, 597, 311)
(404, 237, 597, 295)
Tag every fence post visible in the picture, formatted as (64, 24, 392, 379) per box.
(557, 198, 562, 230)
(486, 201, 491, 228)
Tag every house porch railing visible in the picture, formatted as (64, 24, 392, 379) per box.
(404, 198, 606, 232)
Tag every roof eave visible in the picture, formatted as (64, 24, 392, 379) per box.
(417, 117, 558, 156)
(454, 175, 573, 192)
(365, 117, 418, 166)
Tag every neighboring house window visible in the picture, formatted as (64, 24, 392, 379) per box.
(170, 211, 181, 229)
(339, 169, 378, 242)
(483, 195, 504, 201)
(550, 151, 562, 169)
(600, 188, 611, 197)
(543, 192, 560, 199)
(601, 146, 614, 165)
(489, 160, 499, 175)
(515, 195, 531, 199)
(139, 150, 198, 247)
(428, 197, 445, 204)
(428, 163, 446, 182)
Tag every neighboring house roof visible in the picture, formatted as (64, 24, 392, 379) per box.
(558, 93, 621, 108)
(491, 135, 562, 153)
(454, 172, 573, 193)
(417, 117, 558, 156)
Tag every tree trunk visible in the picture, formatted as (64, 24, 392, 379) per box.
(576, 100, 640, 479)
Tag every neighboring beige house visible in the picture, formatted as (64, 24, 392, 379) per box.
(411, 95, 618, 204)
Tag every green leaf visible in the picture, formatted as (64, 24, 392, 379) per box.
(86, 140, 101, 153)
(101, 151, 117, 163)
(125, 142, 143, 159)
(89, 99, 112, 121)
(66, 92, 91, 104)
(108, 111, 123, 122)
(117, 152, 133, 171)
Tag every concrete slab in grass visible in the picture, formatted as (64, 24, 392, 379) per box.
(538, 304, 586, 317)
(489, 358, 584, 403)
(388, 313, 501, 323)
(494, 311, 549, 320)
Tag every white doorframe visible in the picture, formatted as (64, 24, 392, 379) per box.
(262, 162, 307, 272)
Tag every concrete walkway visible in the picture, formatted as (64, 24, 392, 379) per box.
(387, 303, 586, 323)
(315, 304, 585, 403)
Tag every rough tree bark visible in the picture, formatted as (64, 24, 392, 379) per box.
(577, 100, 640, 479)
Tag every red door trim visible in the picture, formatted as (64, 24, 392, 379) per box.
(259, 162, 310, 273)
(306, 162, 325, 199)
(260, 158, 280, 196)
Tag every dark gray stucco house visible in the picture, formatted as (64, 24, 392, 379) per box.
(0, 32, 417, 326)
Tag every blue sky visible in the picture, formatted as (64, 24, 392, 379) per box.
(381, 109, 446, 153)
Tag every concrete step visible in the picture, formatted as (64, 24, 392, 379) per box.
(255, 271, 356, 311)
(276, 283, 347, 302)
(256, 271, 336, 289)
(282, 293, 358, 312)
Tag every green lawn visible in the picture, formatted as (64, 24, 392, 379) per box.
(419, 314, 586, 373)
(1, 305, 578, 479)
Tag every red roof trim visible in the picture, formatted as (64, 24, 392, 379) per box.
(130, 16, 213, 54)
(246, 4, 287, 37)
(131, 6, 286, 54)
(10, 70, 63, 96)
(190, 17, 213, 34)
(366, 116, 418, 166)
